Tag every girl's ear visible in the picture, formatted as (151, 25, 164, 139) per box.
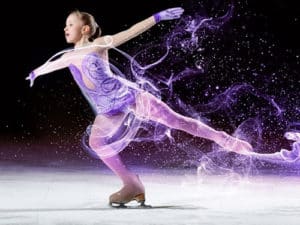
(81, 25, 91, 35)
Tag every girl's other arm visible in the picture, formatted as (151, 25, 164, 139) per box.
(94, 7, 184, 48)
(26, 54, 69, 87)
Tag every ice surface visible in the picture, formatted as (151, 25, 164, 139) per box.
(0, 164, 300, 225)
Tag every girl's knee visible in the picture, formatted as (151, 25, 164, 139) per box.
(88, 138, 98, 150)
(89, 136, 106, 149)
(88, 137, 109, 159)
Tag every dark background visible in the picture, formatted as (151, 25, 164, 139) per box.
(1, 0, 299, 167)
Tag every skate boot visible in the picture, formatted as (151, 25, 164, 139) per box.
(109, 175, 146, 208)
(218, 131, 253, 155)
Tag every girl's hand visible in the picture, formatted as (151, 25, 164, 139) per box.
(154, 7, 184, 23)
(25, 71, 36, 87)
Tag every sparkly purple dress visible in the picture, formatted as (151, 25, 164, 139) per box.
(68, 52, 136, 116)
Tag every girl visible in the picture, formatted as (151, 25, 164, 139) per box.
(26, 7, 253, 207)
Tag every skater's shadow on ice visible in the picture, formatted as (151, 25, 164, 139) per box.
(0, 205, 204, 212)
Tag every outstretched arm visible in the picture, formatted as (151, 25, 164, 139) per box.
(94, 7, 184, 48)
(26, 54, 69, 87)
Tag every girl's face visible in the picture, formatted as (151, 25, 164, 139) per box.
(64, 14, 84, 44)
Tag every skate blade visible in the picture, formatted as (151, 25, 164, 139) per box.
(109, 202, 152, 209)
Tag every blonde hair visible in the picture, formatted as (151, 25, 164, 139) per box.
(71, 10, 101, 41)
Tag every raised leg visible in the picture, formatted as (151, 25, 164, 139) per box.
(133, 92, 253, 154)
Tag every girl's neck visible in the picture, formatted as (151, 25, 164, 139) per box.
(74, 38, 91, 49)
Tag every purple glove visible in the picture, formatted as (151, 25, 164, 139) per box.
(25, 71, 36, 87)
(154, 7, 184, 23)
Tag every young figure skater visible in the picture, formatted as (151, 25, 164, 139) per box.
(26, 7, 253, 207)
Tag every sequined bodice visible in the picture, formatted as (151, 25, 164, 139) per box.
(68, 53, 135, 115)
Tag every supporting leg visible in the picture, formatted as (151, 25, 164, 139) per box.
(88, 114, 145, 205)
